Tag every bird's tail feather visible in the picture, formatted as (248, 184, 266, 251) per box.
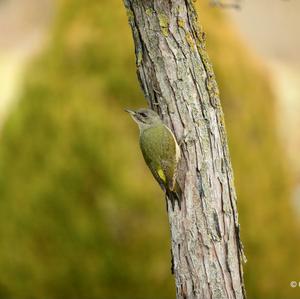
(166, 181, 182, 210)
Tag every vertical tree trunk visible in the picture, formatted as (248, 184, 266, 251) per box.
(123, 0, 246, 298)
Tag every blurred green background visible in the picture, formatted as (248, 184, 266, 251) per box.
(0, 0, 299, 298)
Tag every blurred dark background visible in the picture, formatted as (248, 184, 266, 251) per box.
(0, 0, 299, 298)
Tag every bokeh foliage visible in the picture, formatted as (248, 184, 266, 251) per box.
(0, 0, 299, 298)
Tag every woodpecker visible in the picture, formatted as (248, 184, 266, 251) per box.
(125, 108, 181, 209)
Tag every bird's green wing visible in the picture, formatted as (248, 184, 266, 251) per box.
(140, 124, 180, 191)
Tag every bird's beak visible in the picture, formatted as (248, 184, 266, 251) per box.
(125, 108, 140, 124)
(124, 108, 136, 115)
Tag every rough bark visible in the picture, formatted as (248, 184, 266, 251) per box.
(123, 0, 246, 298)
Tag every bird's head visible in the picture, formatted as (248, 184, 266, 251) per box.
(125, 108, 162, 130)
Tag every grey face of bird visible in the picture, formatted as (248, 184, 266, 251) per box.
(125, 108, 162, 130)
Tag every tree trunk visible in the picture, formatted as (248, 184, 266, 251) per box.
(123, 0, 246, 298)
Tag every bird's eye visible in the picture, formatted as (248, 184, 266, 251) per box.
(139, 112, 147, 118)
